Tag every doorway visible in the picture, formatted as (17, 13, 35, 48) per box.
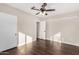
(36, 21, 46, 40)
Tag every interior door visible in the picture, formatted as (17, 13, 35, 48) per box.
(0, 12, 17, 52)
(39, 21, 46, 39)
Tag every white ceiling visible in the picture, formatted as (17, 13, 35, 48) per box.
(7, 3, 79, 18)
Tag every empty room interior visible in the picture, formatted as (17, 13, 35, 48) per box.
(0, 3, 79, 55)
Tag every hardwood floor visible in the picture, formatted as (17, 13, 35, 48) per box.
(1, 39, 79, 55)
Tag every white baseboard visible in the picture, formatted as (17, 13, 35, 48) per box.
(53, 40, 79, 47)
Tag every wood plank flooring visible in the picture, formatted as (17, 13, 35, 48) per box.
(1, 39, 79, 55)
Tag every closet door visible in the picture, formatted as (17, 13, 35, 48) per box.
(0, 12, 17, 52)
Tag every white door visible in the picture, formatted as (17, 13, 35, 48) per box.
(39, 21, 46, 39)
(0, 12, 17, 52)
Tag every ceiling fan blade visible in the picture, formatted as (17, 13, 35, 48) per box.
(31, 7, 40, 11)
(36, 12, 40, 15)
(46, 9, 55, 11)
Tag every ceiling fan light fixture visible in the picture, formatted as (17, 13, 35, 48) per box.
(42, 11, 46, 15)
(39, 11, 47, 16)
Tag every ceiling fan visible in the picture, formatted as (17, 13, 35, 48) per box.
(31, 3, 55, 15)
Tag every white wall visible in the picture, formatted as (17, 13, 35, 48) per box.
(46, 14, 79, 46)
(18, 13, 39, 44)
